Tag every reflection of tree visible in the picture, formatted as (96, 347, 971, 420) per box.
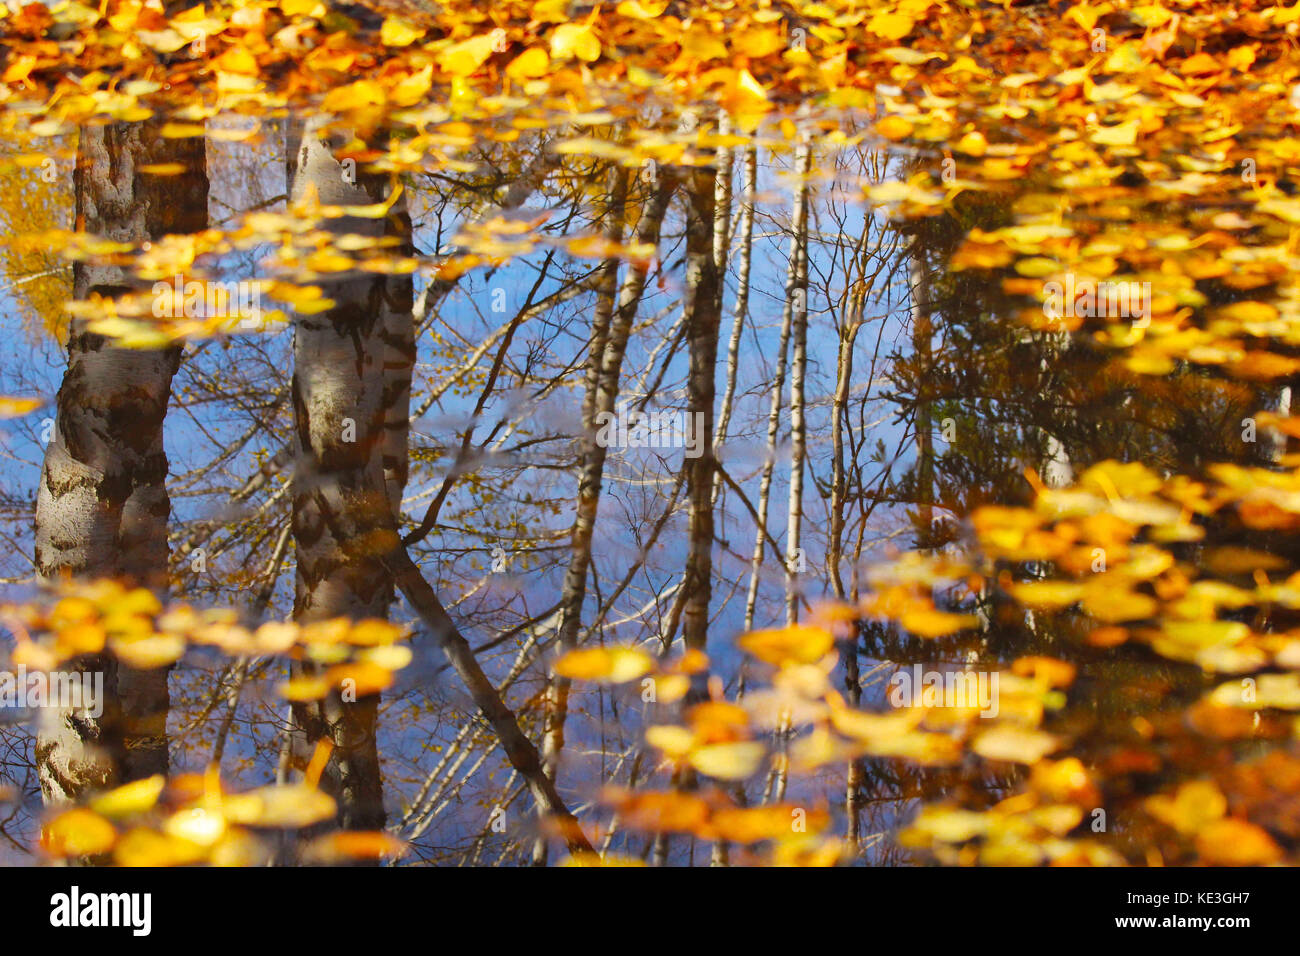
(35, 121, 207, 804)
(283, 119, 400, 832)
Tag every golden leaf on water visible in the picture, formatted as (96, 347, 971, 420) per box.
(113, 827, 207, 867)
(687, 741, 766, 780)
(223, 784, 336, 829)
(1145, 780, 1226, 835)
(209, 829, 272, 867)
(327, 661, 395, 696)
(605, 790, 710, 833)
(280, 675, 332, 701)
(549, 23, 601, 63)
(505, 48, 549, 80)
(738, 624, 834, 666)
(302, 831, 406, 863)
(380, 16, 425, 47)
(253, 622, 299, 654)
(900, 607, 978, 638)
(164, 807, 227, 847)
(905, 806, 991, 844)
(1080, 586, 1157, 623)
(554, 646, 653, 683)
(0, 396, 42, 417)
(645, 724, 696, 758)
(561, 852, 647, 866)
(1006, 580, 1084, 609)
(866, 11, 915, 40)
(109, 634, 186, 669)
(973, 727, 1060, 765)
(90, 775, 166, 819)
(1194, 819, 1282, 865)
(42, 809, 116, 858)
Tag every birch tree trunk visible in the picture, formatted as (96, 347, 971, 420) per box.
(909, 237, 935, 550)
(713, 145, 756, 475)
(783, 142, 813, 626)
(741, 147, 809, 637)
(35, 121, 207, 805)
(285, 119, 396, 831)
(534, 167, 675, 864)
(679, 166, 722, 662)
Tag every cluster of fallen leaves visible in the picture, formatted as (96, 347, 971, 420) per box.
(40, 760, 405, 865)
(2, 579, 412, 702)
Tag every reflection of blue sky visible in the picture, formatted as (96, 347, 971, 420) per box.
(0, 142, 925, 863)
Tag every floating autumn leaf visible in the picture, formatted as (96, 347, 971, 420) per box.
(554, 646, 653, 683)
(1006, 580, 1084, 610)
(899, 606, 978, 638)
(866, 11, 915, 41)
(281, 674, 332, 701)
(738, 624, 834, 666)
(164, 806, 228, 847)
(302, 831, 406, 863)
(550, 23, 601, 63)
(972, 727, 1060, 765)
(109, 633, 186, 669)
(113, 827, 207, 867)
(380, 16, 425, 47)
(604, 789, 710, 833)
(1194, 819, 1282, 865)
(645, 724, 696, 758)
(90, 775, 166, 819)
(687, 741, 766, 780)
(0, 395, 42, 417)
(710, 804, 827, 843)
(42, 808, 117, 858)
(902, 805, 991, 845)
(505, 48, 549, 80)
(1145, 780, 1226, 835)
(222, 784, 336, 829)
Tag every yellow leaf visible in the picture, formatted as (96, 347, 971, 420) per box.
(302, 831, 406, 863)
(739, 624, 835, 666)
(164, 807, 227, 846)
(645, 724, 696, 757)
(867, 12, 916, 41)
(109, 634, 186, 669)
(615, 0, 668, 16)
(900, 607, 977, 638)
(137, 163, 189, 175)
(223, 784, 336, 829)
(381, 16, 425, 47)
(506, 48, 549, 80)
(42, 809, 117, 857)
(554, 646, 654, 683)
(1090, 120, 1140, 146)
(281, 675, 332, 701)
(551, 23, 601, 62)
(0, 395, 42, 417)
(390, 65, 433, 107)
(688, 741, 766, 780)
(972, 727, 1059, 764)
(1195, 819, 1282, 865)
(322, 80, 386, 112)
(1146, 780, 1226, 835)
(876, 115, 913, 141)
(113, 827, 206, 867)
(91, 775, 166, 819)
